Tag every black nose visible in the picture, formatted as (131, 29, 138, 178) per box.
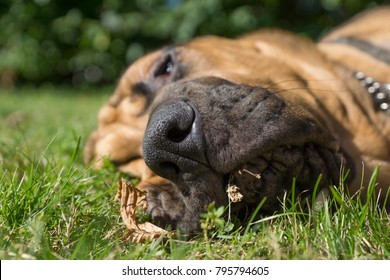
(142, 100, 208, 182)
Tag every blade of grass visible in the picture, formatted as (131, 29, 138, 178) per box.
(244, 197, 267, 235)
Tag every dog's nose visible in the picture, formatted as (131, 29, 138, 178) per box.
(143, 100, 208, 182)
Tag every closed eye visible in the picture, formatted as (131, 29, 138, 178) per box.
(154, 54, 175, 78)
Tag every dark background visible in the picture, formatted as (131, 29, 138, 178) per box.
(0, 0, 387, 88)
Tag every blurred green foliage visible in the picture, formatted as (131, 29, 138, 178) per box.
(0, 0, 387, 87)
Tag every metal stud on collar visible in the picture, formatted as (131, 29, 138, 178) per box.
(355, 72, 390, 114)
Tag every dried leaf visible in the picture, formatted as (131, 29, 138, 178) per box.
(226, 185, 244, 202)
(116, 178, 170, 243)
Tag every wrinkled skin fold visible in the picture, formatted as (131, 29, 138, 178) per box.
(141, 78, 346, 231)
(85, 7, 390, 233)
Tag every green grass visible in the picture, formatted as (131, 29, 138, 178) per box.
(0, 87, 389, 260)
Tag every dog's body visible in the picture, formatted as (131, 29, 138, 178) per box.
(85, 7, 390, 232)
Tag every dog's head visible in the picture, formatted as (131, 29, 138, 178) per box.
(85, 31, 348, 232)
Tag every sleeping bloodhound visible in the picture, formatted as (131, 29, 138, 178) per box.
(85, 7, 390, 233)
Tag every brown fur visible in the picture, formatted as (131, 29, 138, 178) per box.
(85, 7, 390, 232)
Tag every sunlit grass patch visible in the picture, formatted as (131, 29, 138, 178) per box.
(0, 88, 389, 260)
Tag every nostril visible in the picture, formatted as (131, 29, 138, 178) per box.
(159, 161, 180, 177)
(143, 100, 207, 180)
(167, 126, 192, 143)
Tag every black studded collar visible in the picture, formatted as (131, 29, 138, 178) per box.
(355, 72, 390, 114)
